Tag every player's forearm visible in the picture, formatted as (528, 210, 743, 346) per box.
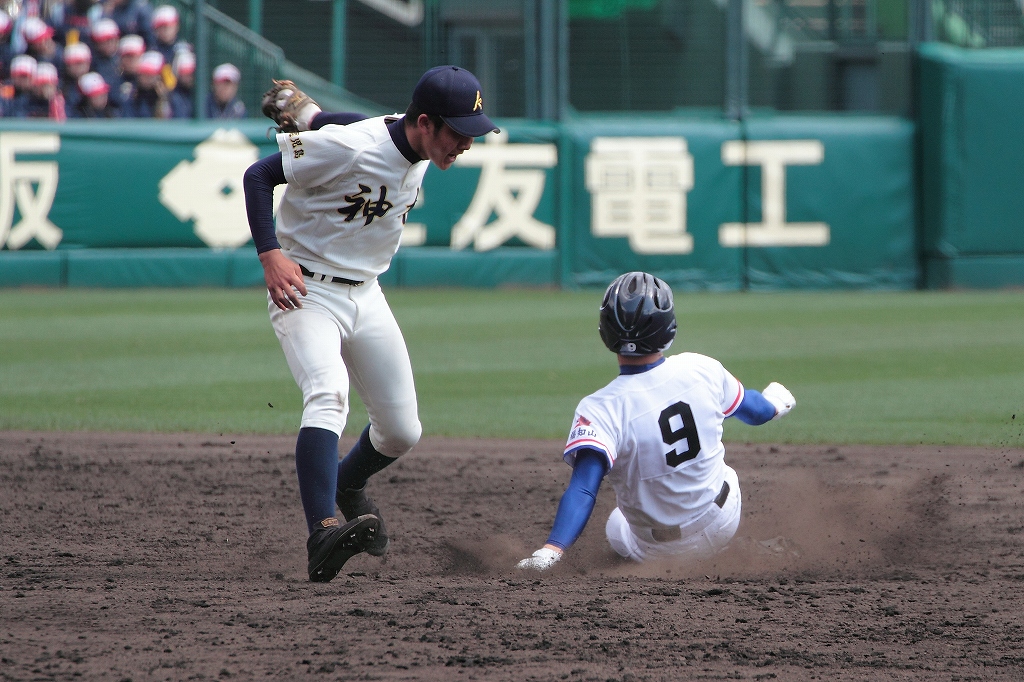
(243, 152, 286, 254)
(545, 450, 607, 550)
(310, 111, 368, 129)
(731, 389, 777, 425)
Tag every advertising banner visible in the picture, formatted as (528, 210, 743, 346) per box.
(0, 115, 916, 290)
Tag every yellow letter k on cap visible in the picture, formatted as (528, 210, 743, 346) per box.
(473, 90, 483, 111)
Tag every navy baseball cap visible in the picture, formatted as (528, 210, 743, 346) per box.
(412, 65, 499, 138)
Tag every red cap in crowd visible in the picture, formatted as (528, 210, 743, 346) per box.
(173, 50, 196, 76)
(79, 72, 110, 97)
(22, 17, 54, 45)
(137, 51, 164, 76)
(119, 35, 145, 57)
(10, 54, 37, 78)
(91, 18, 120, 43)
(152, 5, 179, 28)
(212, 63, 240, 83)
(64, 42, 92, 65)
(33, 62, 59, 85)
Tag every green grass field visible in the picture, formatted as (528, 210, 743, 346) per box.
(1, 287, 1021, 447)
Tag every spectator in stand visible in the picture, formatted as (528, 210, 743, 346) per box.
(73, 70, 119, 117)
(62, 41, 92, 79)
(100, 0, 153, 48)
(61, 41, 91, 107)
(49, 0, 102, 46)
(22, 17, 63, 69)
(151, 5, 187, 66)
(4, 54, 37, 117)
(0, 10, 14, 82)
(26, 62, 66, 120)
(88, 18, 120, 97)
(122, 50, 170, 118)
(114, 33, 144, 104)
(206, 62, 245, 119)
(169, 48, 194, 118)
(61, 41, 91, 114)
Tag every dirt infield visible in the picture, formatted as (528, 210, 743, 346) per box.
(2, 431, 1024, 681)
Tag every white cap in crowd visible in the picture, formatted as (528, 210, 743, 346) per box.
(79, 71, 110, 97)
(0, 10, 12, 36)
(137, 51, 165, 76)
(91, 18, 120, 43)
(152, 5, 179, 28)
(119, 34, 145, 57)
(64, 42, 92, 65)
(172, 49, 196, 76)
(22, 16, 54, 45)
(10, 54, 37, 77)
(33, 62, 59, 85)
(212, 63, 240, 83)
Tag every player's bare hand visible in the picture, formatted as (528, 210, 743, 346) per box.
(762, 382, 795, 419)
(259, 249, 307, 310)
(516, 546, 562, 571)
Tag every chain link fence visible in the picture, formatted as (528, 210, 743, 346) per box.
(6, 0, 1024, 119)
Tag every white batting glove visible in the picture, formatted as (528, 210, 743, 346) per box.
(762, 382, 795, 419)
(516, 547, 562, 571)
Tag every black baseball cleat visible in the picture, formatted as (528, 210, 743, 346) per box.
(306, 515, 380, 583)
(337, 486, 390, 557)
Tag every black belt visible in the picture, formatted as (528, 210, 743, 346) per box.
(299, 264, 364, 286)
(714, 480, 730, 508)
(650, 480, 731, 543)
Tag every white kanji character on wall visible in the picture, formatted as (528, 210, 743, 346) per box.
(585, 137, 695, 255)
(0, 132, 62, 250)
(451, 130, 558, 251)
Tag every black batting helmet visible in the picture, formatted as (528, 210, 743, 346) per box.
(598, 272, 677, 356)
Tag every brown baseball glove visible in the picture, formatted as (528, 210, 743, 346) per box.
(261, 79, 318, 133)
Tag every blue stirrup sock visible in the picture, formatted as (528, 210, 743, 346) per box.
(295, 427, 341, 534)
(336, 424, 397, 492)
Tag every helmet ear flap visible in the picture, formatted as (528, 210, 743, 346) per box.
(598, 272, 676, 356)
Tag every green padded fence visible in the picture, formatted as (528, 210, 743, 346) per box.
(917, 43, 1024, 288)
(0, 113, 919, 290)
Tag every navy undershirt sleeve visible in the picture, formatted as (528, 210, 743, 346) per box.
(731, 389, 777, 425)
(242, 152, 286, 254)
(545, 448, 609, 551)
(310, 112, 367, 129)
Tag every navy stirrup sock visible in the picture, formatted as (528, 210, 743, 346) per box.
(295, 427, 341, 534)
(336, 424, 397, 492)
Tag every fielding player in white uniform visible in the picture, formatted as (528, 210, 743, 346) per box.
(517, 272, 796, 570)
(243, 66, 499, 582)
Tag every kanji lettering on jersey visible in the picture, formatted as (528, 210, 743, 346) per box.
(288, 133, 304, 159)
(338, 184, 394, 226)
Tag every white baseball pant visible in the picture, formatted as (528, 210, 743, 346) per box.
(605, 465, 742, 562)
(268, 277, 421, 458)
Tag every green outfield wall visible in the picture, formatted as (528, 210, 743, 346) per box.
(917, 43, 1024, 289)
(0, 47, 1018, 292)
(0, 115, 916, 291)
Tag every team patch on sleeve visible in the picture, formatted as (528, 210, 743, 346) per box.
(563, 414, 614, 468)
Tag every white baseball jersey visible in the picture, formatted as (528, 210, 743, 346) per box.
(564, 353, 744, 531)
(275, 116, 428, 282)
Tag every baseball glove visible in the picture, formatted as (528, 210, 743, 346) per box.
(261, 79, 318, 133)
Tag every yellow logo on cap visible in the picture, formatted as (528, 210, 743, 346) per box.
(473, 90, 483, 111)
